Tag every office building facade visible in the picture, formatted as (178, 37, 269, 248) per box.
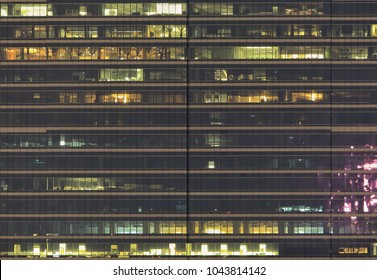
(0, 0, 377, 258)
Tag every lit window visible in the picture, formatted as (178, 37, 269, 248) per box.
(0, 4, 8, 16)
(214, 69, 228, 81)
(201, 244, 209, 255)
(19, 4, 48, 17)
(292, 92, 324, 102)
(79, 6, 87, 16)
(78, 244, 86, 254)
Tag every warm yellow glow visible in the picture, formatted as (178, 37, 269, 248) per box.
(220, 244, 228, 255)
(169, 243, 176, 255)
(240, 244, 247, 255)
(206, 229, 221, 234)
(5, 48, 16, 60)
(20, 4, 47, 17)
(59, 244, 66, 255)
(371, 25, 377, 37)
(292, 92, 323, 102)
(78, 244, 86, 254)
(14, 244, 21, 255)
(235, 46, 279, 59)
(151, 249, 162, 255)
(208, 161, 215, 169)
(201, 244, 209, 255)
(259, 244, 267, 254)
(79, 5, 87, 16)
(0, 4, 8, 16)
(157, 3, 182, 15)
(33, 244, 40, 256)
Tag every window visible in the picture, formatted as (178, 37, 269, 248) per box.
(205, 221, 233, 234)
(79, 5, 87, 16)
(292, 222, 324, 234)
(157, 3, 183, 15)
(249, 221, 278, 234)
(235, 46, 279, 59)
(64, 27, 85, 38)
(0, 4, 8, 16)
(99, 93, 142, 103)
(99, 69, 143, 82)
(206, 134, 221, 147)
(14, 4, 51, 17)
(292, 92, 324, 102)
(214, 69, 228, 81)
(103, 4, 118, 16)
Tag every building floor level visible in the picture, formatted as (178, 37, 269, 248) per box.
(1, 0, 377, 259)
